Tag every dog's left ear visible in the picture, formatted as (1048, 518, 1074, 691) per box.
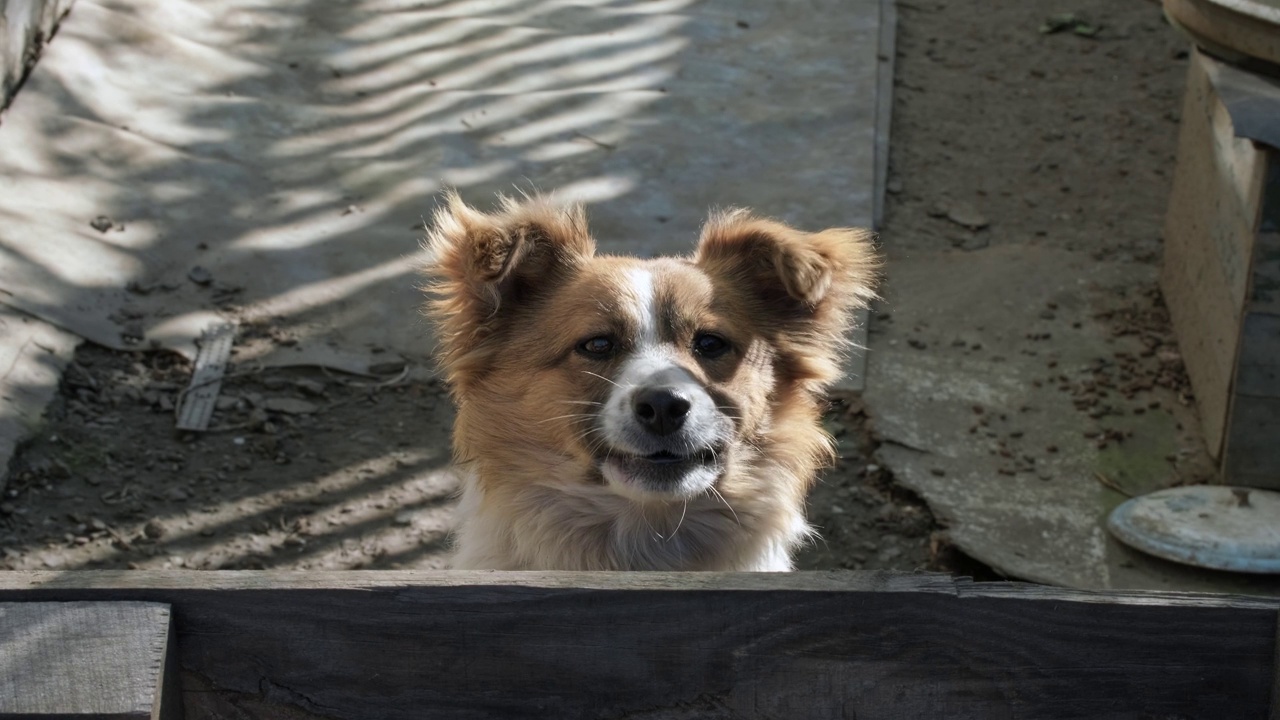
(694, 210, 879, 384)
(423, 191, 595, 383)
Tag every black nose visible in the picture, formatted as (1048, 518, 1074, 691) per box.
(632, 387, 691, 436)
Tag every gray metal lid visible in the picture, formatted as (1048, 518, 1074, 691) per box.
(1107, 485, 1280, 574)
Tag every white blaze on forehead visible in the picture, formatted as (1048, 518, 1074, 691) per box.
(613, 266, 682, 393)
(624, 267, 658, 346)
(602, 265, 724, 460)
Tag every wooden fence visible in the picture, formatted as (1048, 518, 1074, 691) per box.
(0, 571, 1277, 719)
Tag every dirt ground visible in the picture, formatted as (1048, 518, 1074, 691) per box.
(0, 0, 1189, 574)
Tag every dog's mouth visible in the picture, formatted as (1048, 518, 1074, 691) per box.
(599, 445, 724, 500)
(638, 449, 715, 465)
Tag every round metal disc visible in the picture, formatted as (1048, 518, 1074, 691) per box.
(1107, 485, 1280, 574)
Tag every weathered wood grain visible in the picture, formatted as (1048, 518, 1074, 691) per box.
(1161, 50, 1267, 457)
(1271, 609, 1280, 720)
(0, 601, 177, 719)
(1224, 392, 1280, 488)
(0, 571, 1276, 720)
(1223, 136, 1280, 487)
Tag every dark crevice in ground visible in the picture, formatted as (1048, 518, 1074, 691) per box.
(795, 390, 999, 577)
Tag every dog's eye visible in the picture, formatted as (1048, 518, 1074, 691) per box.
(693, 333, 730, 358)
(577, 336, 615, 357)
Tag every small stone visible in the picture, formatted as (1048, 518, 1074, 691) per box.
(188, 266, 214, 285)
(878, 545, 903, 561)
(369, 360, 407, 375)
(42, 554, 65, 569)
(90, 518, 108, 531)
(143, 519, 166, 539)
(392, 511, 414, 527)
(930, 468, 946, 477)
(247, 408, 270, 429)
(166, 487, 190, 502)
(944, 202, 989, 230)
(264, 398, 319, 415)
(89, 216, 115, 233)
(886, 178, 904, 194)
(294, 379, 326, 397)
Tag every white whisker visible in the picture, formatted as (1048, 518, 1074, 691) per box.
(537, 413, 595, 425)
(637, 507, 662, 542)
(709, 486, 741, 527)
(581, 370, 622, 388)
(667, 500, 688, 542)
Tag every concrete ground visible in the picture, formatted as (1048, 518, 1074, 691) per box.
(865, 0, 1280, 594)
(2, 0, 1279, 591)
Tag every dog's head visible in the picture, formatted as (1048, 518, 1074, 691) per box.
(423, 192, 877, 504)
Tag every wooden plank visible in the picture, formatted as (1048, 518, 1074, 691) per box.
(0, 571, 1276, 720)
(1272, 608, 1280, 720)
(1161, 49, 1268, 457)
(0, 601, 177, 719)
(175, 321, 235, 432)
(1224, 393, 1280, 489)
(1222, 148, 1280, 487)
(1236, 158, 1280, 397)
(1234, 311, 1280, 397)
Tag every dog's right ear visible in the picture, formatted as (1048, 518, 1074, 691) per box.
(422, 191, 595, 382)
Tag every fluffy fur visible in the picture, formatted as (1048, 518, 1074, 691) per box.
(422, 191, 877, 571)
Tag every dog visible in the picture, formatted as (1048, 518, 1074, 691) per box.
(422, 192, 877, 571)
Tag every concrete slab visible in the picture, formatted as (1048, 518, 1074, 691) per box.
(864, 245, 1280, 595)
(0, 0, 886, 379)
